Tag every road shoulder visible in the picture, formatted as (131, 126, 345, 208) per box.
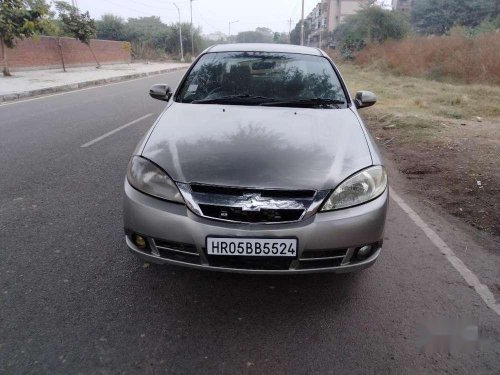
(384, 153, 500, 305)
(0, 63, 189, 103)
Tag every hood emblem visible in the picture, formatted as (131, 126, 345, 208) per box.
(239, 193, 266, 212)
(234, 193, 305, 212)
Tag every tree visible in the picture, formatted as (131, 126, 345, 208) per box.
(124, 16, 168, 58)
(0, 0, 50, 76)
(41, 16, 69, 71)
(333, 6, 409, 58)
(273, 31, 288, 44)
(410, 0, 499, 35)
(96, 14, 125, 41)
(55, 1, 100, 67)
(94, 15, 208, 60)
(236, 28, 274, 43)
(290, 19, 311, 45)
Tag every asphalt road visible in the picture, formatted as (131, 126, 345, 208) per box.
(1, 71, 499, 374)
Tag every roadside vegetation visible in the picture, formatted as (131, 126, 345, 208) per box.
(324, 0, 500, 237)
(338, 64, 500, 237)
(354, 30, 500, 84)
(0, 0, 51, 76)
(93, 15, 208, 61)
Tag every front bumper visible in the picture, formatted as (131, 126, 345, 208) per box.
(123, 181, 389, 274)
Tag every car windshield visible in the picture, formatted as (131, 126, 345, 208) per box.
(176, 51, 347, 107)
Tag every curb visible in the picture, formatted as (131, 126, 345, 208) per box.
(0, 66, 187, 103)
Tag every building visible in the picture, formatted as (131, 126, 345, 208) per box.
(392, 0, 414, 12)
(306, 0, 369, 47)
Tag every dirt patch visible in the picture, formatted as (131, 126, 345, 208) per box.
(364, 116, 500, 237)
(338, 63, 500, 239)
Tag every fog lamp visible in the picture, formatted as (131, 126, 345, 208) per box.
(356, 245, 372, 260)
(133, 234, 147, 249)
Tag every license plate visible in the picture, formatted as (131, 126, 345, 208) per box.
(206, 237, 297, 257)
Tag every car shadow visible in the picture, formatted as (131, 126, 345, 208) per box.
(114, 258, 380, 370)
(136, 262, 365, 320)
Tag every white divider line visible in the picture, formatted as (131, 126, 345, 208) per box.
(80, 113, 153, 148)
(390, 188, 500, 317)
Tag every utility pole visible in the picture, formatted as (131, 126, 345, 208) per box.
(173, 3, 185, 62)
(300, 0, 305, 46)
(190, 0, 195, 59)
(288, 18, 293, 42)
(228, 20, 239, 38)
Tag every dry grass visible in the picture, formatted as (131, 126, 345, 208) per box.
(353, 32, 500, 84)
(338, 63, 500, 138)
(338, 64, 500, 236)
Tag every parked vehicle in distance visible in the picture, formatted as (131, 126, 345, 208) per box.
(124, 43, 388, 274)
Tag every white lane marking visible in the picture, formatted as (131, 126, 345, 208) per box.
(0, 69, 185, 107)
(80, 113, 153, 148)
(391, 188, 500, 317)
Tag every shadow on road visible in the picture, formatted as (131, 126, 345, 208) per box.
(128, 262, 364, 322)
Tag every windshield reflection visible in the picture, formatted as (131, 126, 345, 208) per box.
(176, 52, 347, 106)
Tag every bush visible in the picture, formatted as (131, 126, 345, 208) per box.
(333, 7, 410, 59)
(411, 0, 498, 35)
(354, 32, 500, 84)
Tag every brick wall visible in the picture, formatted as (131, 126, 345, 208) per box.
(4, 36, 131, 71)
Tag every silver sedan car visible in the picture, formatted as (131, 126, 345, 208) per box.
(124, 43, 388, 274)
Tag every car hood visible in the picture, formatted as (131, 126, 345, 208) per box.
(142, 103, 372, 190)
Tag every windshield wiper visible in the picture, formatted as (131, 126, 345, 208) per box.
(191, 94, 276, 105)
(260, 98, 346, 108)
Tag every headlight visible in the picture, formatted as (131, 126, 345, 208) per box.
(320, 166, 387, 211)
(127, 156, 184, 203)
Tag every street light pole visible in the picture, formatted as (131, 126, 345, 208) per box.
(300, 0, 305, 46)
(228, 20, 239, 38)
(190, 0, 195, 59)
(173, 3, 185, 63)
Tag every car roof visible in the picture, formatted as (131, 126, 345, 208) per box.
(206, 43, 323, 56)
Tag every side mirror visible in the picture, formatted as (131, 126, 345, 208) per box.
(355, 91, 377, 109)
(149, 84, 172, 101)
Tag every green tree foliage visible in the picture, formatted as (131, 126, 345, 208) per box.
(333, 6, 410, 59)
(124, 16, 167, 57)
(41, 16, 69, 71)
(410, 0, 499, 35)
(273, 31, 289, 44)
(448, 15, 500, 38)
(55, 1, 96, 44)
(96, 14, 125, 40)
(236, 27, 274, 43)
(96, 15, 206, 60)
(290, 19, 311, 45)
(0, 0, 50, 75)
(55, 1, 99, 66)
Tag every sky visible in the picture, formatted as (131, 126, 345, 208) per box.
(74, 0, 390, 36)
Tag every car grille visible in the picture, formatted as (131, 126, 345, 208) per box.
(177, 183, 328, 224)
(198, 204, 304, 223)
